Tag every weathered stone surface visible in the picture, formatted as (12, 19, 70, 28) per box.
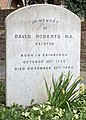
(0, 59, 5, 80)
(6, 5, 81, 106)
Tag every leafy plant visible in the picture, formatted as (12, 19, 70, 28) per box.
(44, 72, 82, 109)
(0, 82, 5, 105)
(21, 102, 65, 120)
(64, 0, 86, 19)
(0, 104, 25, 120)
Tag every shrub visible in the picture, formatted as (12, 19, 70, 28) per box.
(64, 0, 86, 19)
(44, 72, 82, 109)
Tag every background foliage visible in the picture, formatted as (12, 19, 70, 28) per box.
(64, 0, 86, 18)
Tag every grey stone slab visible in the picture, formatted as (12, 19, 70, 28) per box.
(0, 66, 5, 80)
(5, 5, 81, 106)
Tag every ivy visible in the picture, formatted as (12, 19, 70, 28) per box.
(64, 0, 86, 18)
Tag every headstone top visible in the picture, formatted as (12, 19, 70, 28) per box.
(6, 4, 80, 21)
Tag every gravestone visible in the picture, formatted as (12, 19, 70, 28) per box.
(5, 4, 81, 106)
